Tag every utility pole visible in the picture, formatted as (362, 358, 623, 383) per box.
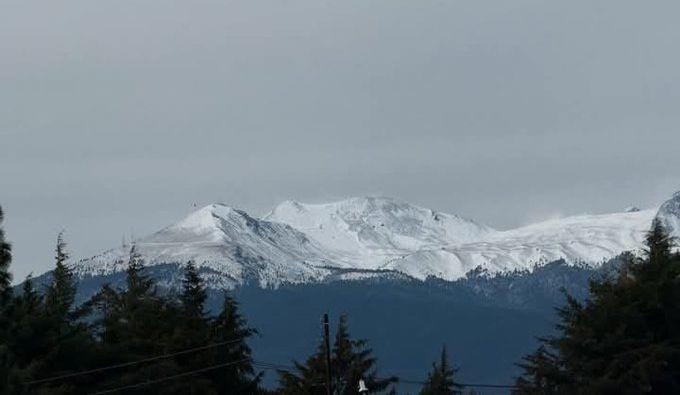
(323, 313, 333, 395)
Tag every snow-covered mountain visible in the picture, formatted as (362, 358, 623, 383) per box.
(76, 205, 331, 287)
(264, 197, 492, 273)
(657, 191, 680, 238)
(74, 193, 680, 287)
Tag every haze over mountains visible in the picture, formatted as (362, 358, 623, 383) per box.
(72, 192, 680, 288)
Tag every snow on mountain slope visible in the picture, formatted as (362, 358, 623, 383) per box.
(385, 209, 657, 280)
(74, 193, 679, 286)
(267, 198, 657, 280)
(75, 204, 331, 287)
(264, 197, 493, 270)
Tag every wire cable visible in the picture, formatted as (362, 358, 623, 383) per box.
(251, 361, 516, 390)
(91, 358, 251, 395)
(26, 337, 246, 385)
(27, 341, 518, 391)
(376, 376, 517, 389)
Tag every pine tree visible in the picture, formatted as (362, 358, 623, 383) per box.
(31, 233, 95, 394)
(163, 261, 216, 393)
(420, 346, 462, 395)
(2, 275, 87, 395)
(1, 276, 46, 394)
(181, 261, 207, 320)
(278, 340, 328, 395)
(0, 206, 12, 305)
(125, 244, 154, 298)
(176, 261, 210, 349)
(645, 218, 674, 265)
(89, 246, 189, 394)
(332, 314, 396, 394)
(514, 345, 565, 394)
(278, 314, 396, 394)
(109, 244, 165, 353)
(45, 232, 76, 319)
(210, 292, 260, 392)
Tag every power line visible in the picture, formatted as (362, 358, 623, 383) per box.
(91, 358, 251, 395)
(26, 337, 246, 385)
(251, 360, 327, 388)
(252, 360, 517, 390)
(252, 360, 297, 371)
(26, 339, 518, 391)
(93, 358, 324, 394)
(458, 382, 518, 389)
(377, 376, 517, 390)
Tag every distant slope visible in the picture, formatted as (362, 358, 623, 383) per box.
(266, 197, 657, 281)
(406, 208, 656, 279)
(264, 197, 494, 277)
(75, 204, 332, 288)
(71, 193, 680, 286)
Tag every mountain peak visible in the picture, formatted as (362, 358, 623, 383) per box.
(269, 196, 479, 223)
(172, 203, 249, 231)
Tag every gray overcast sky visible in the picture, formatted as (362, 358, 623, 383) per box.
(2, 0, 680, 281)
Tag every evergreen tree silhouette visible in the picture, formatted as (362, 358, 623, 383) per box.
(645, 218, 674, 265)
(181, 261, 207, 320)
(278, 314, 396, 394)
(45, 232, 76, 319)
(420, 346, 462, 395)
(210, 292, 261, 393)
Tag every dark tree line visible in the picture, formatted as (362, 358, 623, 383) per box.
(0, 244, 261, 393)
(515, 219, 680, 394)
(3, 206, 440, 394)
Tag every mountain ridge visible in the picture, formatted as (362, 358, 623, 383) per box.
(71, 194, 680, 288)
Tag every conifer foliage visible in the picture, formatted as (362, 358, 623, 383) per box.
(1, 232, 94, 394)
(85, 249, 262, 394)
(45, 232, 76, 318)
(210, 293, 261, 392)
(278, 313, 396, 394)
(515, 220, 680, 393)
(420, 346, 462, 395)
